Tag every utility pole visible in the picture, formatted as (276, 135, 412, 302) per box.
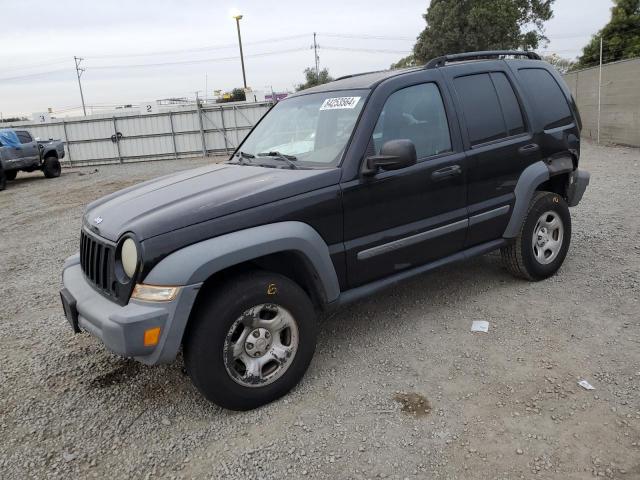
(597, 35, 603, 145)
(74, 56, 87, 116)
(313, 32, 320, 81)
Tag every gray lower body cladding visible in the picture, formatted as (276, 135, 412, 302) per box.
(61, 254, 201, 365)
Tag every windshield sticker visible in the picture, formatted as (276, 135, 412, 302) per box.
(320, 96, 361, 111)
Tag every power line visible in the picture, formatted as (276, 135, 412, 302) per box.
(321, 46, 412, 54)
(88, 34, 311, 59)
(0, 68, 70, 82)
(2, 58, 70, 73)
(319, 32, 414, 41)
(88, 47, 309, 70)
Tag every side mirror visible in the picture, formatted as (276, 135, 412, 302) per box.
(363, 139, 417, 176)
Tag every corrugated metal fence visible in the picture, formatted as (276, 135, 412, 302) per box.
(7, 101, 272, 166)
(563, 58, 640, 147)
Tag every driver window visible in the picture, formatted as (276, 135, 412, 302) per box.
(373, 83, 451, 159)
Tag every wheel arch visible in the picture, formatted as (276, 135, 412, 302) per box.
(143, 221, 341, 306)
(504, 156, 578, 239)
(43, 148, 59, 159)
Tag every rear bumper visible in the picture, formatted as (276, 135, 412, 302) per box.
(61, 254, 201, 365)
(567, 169, 590, 207)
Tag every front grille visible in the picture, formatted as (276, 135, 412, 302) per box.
(80, 229, 116, 297)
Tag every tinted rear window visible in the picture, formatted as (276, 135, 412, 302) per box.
(518, 68, 573, 129)
(454, 73, 505, 145)
(491, 72, 525, 136)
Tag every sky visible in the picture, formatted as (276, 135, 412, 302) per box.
(0, 0, 614, 118)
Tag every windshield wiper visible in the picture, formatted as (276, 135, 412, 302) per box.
(256, 151, 298, 169)
(230, 151, 255, 165)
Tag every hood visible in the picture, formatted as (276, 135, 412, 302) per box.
(84, 163, 341, 242)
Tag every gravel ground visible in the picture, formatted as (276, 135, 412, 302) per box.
(1, 143, 639, 480)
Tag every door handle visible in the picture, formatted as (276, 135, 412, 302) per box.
(431, 165, 462, 181)
(518, 143, 539, 155)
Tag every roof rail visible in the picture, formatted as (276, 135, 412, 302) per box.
(334, 70, 385, 81)
(425, 50, 540, 69)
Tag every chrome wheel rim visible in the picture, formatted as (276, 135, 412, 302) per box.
(531, 210, 564, 265)
(223, 304, 299, 388)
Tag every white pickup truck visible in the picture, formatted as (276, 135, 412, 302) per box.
(0, 128, 65, 190)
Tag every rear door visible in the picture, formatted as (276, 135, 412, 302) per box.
(15, 130, 40, 165)
(442, 62, 541, 247)
(341, 70, 468, 288)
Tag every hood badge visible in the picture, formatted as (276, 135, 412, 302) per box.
(94, 216, 103, 225)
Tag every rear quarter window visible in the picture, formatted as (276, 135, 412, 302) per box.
(518, 68, 573, 130)
(454, 73, 506, 145)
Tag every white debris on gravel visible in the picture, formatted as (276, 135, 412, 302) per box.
(470, 321, 489, 333)
(1, 143, 639, 479)
(578, 379, 595, 390)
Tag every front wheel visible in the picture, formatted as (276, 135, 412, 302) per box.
(42, 156, 61, 178)
(5, 170, 17, 181)
(0, 169, 6, 191)
(501, 191, 571, 281)
(184, 271, 317, 410)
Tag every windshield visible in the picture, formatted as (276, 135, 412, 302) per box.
(235, 89, 368, 168)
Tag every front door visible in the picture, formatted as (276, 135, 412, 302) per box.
(15, 130, 40, 165)
(341, 79, 468, 288)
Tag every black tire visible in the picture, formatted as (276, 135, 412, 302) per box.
(5, 170, 17, 181)
(501, 191, 571, 281)
(42, 156, 61, 178)
(0, 169, 5, 191)
(184, 270, 317, 410)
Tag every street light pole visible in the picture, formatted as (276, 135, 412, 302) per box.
(233, 14, 247, 89)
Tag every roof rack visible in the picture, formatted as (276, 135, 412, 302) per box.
(334, 70, 386, 81)
(425, 50, 540, 69)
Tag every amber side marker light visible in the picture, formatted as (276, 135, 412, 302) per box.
(144, 327, 161, 347)
(131, 284, 180, 302)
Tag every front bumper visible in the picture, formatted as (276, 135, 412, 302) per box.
(61, 254, 201, 365)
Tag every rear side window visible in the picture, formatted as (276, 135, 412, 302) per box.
(518, 68, 573, 129)
(373, 83, 452, 159)
(16, 131, 33, 144)
(492, 73, 525, 136)
(454, 72, 526, 146)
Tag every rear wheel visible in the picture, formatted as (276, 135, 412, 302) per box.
(501, 191, 571, 281)
(42, 156, 61, 178)
(5, 170, 17, 181)
(184, 270, 317, 410)
(0, 169, 6, 191)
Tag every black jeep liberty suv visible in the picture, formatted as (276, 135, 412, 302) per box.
(60, 51, 590, 410)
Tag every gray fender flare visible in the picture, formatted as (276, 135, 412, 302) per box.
(503, 161, 549, 238)
(143, 221, 341, 303)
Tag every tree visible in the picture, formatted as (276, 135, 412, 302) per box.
(296, 67, 333, 91)
(542, 54, 575, 74)
(575, 0, 640, 69)
(231, 88, 246, 101)
(402, 0, 554, 66)
(390, 54, 418, 69)
(0, 116, 28, 123)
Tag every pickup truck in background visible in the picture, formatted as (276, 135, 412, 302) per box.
(0, 128, 65, 191)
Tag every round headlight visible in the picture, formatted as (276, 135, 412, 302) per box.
(121, 238, 138, 278)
